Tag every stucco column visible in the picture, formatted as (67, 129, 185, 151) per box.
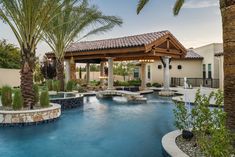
(140, 63, 146, 90)
(86, 63, 90, 84)
(219, 56, 224, 91)
(107, 58, 114, 90)
(100, 62, 105, 84)
(70, 62, 76, 80)
(163, 56, 171, 91)
(64, 59, 70, 83)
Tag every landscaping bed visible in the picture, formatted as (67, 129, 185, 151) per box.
(175, 135, 204, 157)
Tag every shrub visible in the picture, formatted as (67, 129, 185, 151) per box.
(146, 82, 152, 87)
(173, 101, 191, 130)
(46, 79, 53, 91)
(33, 84, 39, 103)
(53, 80, 60, 92)
(90, 80, 100, 86)
(152, 82, 161, 87)
(191, 90, 214, 133)
(0, 88, 2, 95)
(66, 80, 76, 91)
(78, 86, 86, 93)
(198, 126, 235, 157)
(13, 89, 23, 110)
(128, 79, 141, 86)
(1, 85, 12, 107)
(173, 90, 235, 156)
(40, 90, 49, 108)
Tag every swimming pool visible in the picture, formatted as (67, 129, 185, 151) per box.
(0, 93, 176, 157)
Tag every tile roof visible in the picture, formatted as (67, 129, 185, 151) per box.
(66, 30, 170, 52)
(185, 49, 203, 59)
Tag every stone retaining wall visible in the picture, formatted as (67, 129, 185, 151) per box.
(0, 103, 61, 127)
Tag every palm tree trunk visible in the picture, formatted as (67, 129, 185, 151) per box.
(220, 1, 235, 131)
(56, 59, 65, 91)
(20, 54, 35, 109)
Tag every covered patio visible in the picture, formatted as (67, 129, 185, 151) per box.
(46, 30, 187, 92)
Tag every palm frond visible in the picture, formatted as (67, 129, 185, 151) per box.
(43, 0, 122, 60)
(0, 0, 63, 54)
(173, 0, 185, 16)
(137, 0, 150, 14)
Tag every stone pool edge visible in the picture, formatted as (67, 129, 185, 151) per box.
(0, 103, 61, 127)
(162, 130, 189, 157)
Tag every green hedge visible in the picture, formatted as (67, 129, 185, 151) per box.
(66, 80, 77, 91)
(1, 85, 12, 107)
(40, 90, 49, 108)
(146, 83, 152, 87)
(46, 79, 53, 91)
(33, 84, 39, 103)
(152, 82, 161, 87)
(53, 80, 60, 92)
(13, 89, 23, 110)
(114, 79, 141, 87)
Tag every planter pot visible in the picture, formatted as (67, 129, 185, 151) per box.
(182, 130, 194, 140)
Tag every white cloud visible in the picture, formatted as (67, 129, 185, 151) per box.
(183, 0, 219, 9)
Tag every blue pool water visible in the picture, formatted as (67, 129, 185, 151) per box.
(0, 93, 176, 157)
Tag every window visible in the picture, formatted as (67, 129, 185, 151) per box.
(169, 65, 172, 70)
(177, 65, 182, 70)
(208, 64, 212, 79)
(203, 64, 206, 78)
(133, 68, 139, 78)
(147, 65, 151, 79)
(158, 65, 162, 69)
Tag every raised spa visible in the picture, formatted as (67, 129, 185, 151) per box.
(49, 92, 84, 110)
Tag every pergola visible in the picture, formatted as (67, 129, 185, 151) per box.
(46, 30, 187, 91)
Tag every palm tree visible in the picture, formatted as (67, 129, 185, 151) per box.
(0, 0, 64, 108)
(137, 0, 235, 131)
(43, 0, 122, 91)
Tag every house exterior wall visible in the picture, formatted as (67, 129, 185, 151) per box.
(194, 43, 223, 79)
(149, 59, 203, 84)
(135, 59, 203, 85)
(0, 68, 20, 88)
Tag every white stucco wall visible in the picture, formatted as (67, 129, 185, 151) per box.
(149, 59, 203, 84)
(0, 68, 20, 87)
(194, 43, 223, 79)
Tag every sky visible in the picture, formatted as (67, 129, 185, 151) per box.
(0, 0, 222, 58)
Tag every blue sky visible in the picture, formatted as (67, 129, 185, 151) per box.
(0, 0, 222, 57)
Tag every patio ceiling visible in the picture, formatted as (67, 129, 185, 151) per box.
(46, 30, 187, 63)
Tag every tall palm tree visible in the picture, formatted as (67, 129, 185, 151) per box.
(137, 0, 235, 131)
(0, 0, 64, 108)
(43, 0, 122, 91)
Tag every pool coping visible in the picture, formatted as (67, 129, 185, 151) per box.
(162, 130, 189, 157)
(0, 103, 60, 114)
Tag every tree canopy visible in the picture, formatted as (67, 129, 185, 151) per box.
(0, 39, 21, 69)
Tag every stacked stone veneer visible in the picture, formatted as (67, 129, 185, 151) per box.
(0, 104, 61, 127)
(50, 96, 84, 110)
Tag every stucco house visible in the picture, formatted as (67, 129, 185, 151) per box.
(134, 43, 224, 89)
